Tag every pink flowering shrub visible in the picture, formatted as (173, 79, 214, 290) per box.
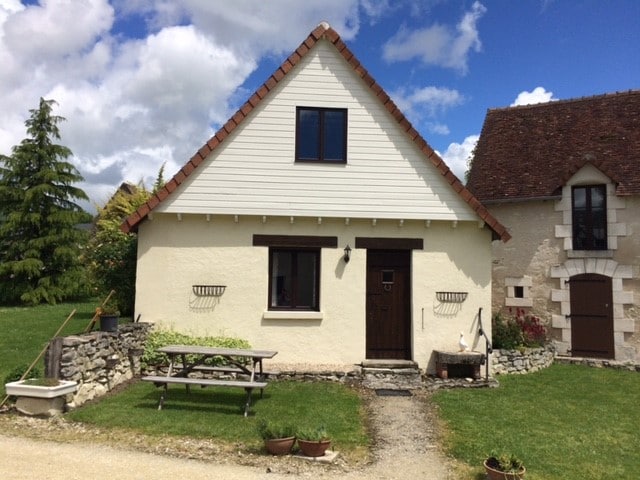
(492, 308, 547, 349)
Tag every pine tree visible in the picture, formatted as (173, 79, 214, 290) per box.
(0, 98, 89, 305)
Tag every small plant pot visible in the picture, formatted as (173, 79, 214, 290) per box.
(297, 439, 331, 457)
(264, 437, 296, 455)
(99, 315, 119, 332)
(484, 458, 526, 480)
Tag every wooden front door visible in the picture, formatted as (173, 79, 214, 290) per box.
(366, 250, 411, 359)
(569, 273, 614, 359)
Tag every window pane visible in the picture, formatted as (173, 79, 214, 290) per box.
(573, 187, 586, 209)
(295, 251, 317, 308)
(271, 251, 292, 307)
(323, 110, 346, 161)
(591, 186, 606, 209)
(297, 109, 319, 159)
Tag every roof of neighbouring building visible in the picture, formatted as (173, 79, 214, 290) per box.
(121, 22, 510, 241)
(467, 89, 640, 202)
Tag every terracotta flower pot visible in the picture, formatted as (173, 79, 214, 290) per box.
(264, 437, 296, 455)
(297, 439, 331, 457)
(484, 458, 526, 480)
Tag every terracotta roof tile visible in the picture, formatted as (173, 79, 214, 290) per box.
(122, 23, 509, 241)
(467, 90, 640, 202)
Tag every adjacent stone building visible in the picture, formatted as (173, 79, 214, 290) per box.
(467, 90, 640, 362)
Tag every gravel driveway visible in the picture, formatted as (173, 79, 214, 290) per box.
(0, 390, 458, 479)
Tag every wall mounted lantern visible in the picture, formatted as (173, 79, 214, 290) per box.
(343, 245, 351, 263)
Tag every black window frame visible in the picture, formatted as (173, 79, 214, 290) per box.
(572, 184, 608, 250)
(295, 106, 347, 163)
(268, 247, 321, 311)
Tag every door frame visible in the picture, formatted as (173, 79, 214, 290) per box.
(569, 273, 614, 359)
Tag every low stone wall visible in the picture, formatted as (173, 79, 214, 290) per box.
(490, 344, 555, 375)
(45, 323, 152, 410)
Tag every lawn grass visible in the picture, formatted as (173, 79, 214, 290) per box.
(433, 364, 640, 480)
(0, 299, 106, 395)
(66, 380, 368, 452)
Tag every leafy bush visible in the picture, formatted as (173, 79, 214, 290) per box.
(141, 329, 251, 368)
(492, 308, 547, 349)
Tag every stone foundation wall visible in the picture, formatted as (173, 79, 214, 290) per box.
(45, 323, 152, 410)
(490, 345, 555, 375)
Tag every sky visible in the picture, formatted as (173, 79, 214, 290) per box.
(1, 0, 638, 212)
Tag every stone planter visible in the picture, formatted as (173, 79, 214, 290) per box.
(5, 379, 78, 416)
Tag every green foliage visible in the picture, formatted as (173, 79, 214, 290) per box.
(85, 183, 151, 315)
(297, 425, 329, 441)
(434, 364, 640, 479)
(487, 451, 525, 473)
(492, 309, 547, 349)
(0, 98, 90, 305)
(141, 329, 251, 368)
(3, 364, 42, 384)
(492, 313, 523, 349)
(0, 300, 99, 397)
(257, 419, 296, 440)
(67, 380, 367, 453)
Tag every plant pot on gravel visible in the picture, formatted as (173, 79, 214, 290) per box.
(296, 426, 331, 457)
(257, 420, 296, 455)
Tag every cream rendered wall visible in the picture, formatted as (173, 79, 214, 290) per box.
(135, 214, 493, 370)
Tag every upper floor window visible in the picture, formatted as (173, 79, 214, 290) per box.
(296, 107, 347, 163)
(572, 185, 607, 250)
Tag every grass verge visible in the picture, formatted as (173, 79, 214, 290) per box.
(0, 300, 104, 395)
(66, 380, 369, 454)
(433, 364, 640, 480)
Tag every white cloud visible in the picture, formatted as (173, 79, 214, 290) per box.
(438, 135, 479, 181)
(391, 86, 463, 135)
(511, 86, 557, 106)
(0, 1, 469, 213)
(382, 1, 486, 73)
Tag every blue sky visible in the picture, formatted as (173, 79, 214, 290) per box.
(1, 1, 638, 210)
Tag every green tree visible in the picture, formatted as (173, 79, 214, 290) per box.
(0, 98, 89, 305)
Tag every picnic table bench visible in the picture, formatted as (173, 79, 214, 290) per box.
(141, 345, 277, 416)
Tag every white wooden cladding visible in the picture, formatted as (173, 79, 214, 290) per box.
(157, 40, 476, 221)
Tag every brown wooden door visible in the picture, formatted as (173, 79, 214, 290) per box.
(569, 273, 614, 359)
(366, 250, 411, 359)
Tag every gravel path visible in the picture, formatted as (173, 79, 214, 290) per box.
(0, 390, 458, 479)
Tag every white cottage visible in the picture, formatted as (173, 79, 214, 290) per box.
(122, 23, 510, 372)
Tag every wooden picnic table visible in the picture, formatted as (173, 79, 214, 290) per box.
(141, 345, 278, 416)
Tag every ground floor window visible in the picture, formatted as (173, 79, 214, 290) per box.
(269, 248, 319, 310)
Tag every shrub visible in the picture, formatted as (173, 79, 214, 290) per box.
(492, 308, 547, 349)
(141, 329, 251, 368)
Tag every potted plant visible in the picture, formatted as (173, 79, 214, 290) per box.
(98, 298, 120, 332)
(484, 452, 526, 479)
(257, 419, 296, 455)
(296, 426, 331, 457)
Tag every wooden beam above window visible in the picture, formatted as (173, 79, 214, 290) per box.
(355, 237, 423, 250)
(253, 234, 338, 248)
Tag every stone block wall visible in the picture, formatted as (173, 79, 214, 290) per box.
(45, 323, 152, 410)
(491, 344, 555, 375)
